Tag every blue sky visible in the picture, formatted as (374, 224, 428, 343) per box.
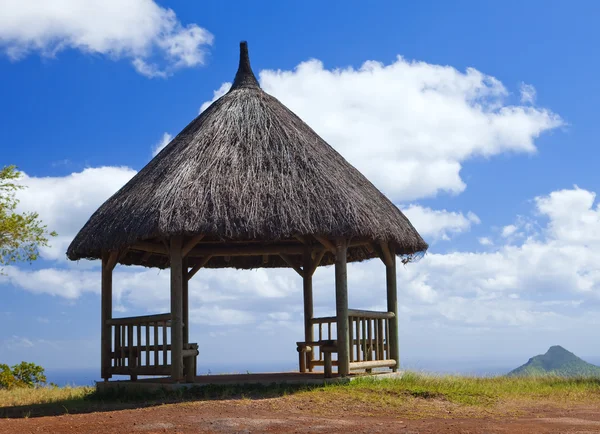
(1, 0, 600, 376)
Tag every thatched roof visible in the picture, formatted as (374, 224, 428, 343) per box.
(67, 42, 427, 269)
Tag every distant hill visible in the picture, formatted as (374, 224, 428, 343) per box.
(508, 345, 600, 377)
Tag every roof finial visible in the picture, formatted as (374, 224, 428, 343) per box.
(231, 41, 260, 90)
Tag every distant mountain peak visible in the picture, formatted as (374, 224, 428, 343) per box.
(508, 346, 600, 377)
(545, 345, 577, 359)
(547, 345, 570, 353)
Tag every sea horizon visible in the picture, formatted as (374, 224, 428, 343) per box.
(45, 362, 522, 387)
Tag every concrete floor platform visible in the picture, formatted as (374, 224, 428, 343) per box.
(96, 371, 404, 392)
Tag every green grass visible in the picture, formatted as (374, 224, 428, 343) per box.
(2, 372, 600, 419)
(0, 386, 94, 412)
(329, 372, 600, 406)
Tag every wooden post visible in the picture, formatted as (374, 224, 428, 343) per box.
(182, 256, 192, 381)
(182, 256, 189, 346)
(101, 252, 115, 381)
(324, 352, 333, 378)
(170, 236, 184, 381)
(335, 238, 349, 377)
(302, 248, 314, 372)
(386, 243, 399, 371)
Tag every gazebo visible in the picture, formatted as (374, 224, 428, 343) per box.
(67, 42, 427, 383)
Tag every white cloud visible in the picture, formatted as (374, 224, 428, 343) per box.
(199, 82, 232, 113)
(398, 187, 600, 327)
(202, 57, 562, 201)
(152, 132, 173, 156)
(0, 0, 213, 78)
(520, 82, 537, 104)
(501, 224, 518, 238)
(478, 237, 493, 246)
(0, 266, 99, 298)
(2, 336, 34, 349)
(9, 165, 600, 336)
(0, 49, 584, 358)
(403, 205, 480, 241)
(16, 167, 136, 261)
(5, 183, 600, 363)
(535, 186, 600, 245)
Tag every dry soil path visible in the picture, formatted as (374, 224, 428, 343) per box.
(2, 399, 600, 433)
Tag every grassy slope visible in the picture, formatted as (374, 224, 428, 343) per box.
(340, 372, 600, 405)
(2, 372, 600, 418)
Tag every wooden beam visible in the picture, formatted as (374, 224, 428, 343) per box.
(308, 250, 326, 276)
(117, 249, 129, 264)
(335, 238, 350, 377)
(279, 253, 304, 276)
(106, 313, 171, 325)
(140, 251, 153, 264)
(182, 256, 192, 380)
(101, 252, 115, 381)
(133, 239, 371, 259)
(294, 235, 308, 244)
(182, 256, 189, 346)
(106, 250, 119, 271)
(170, 236, 184, 382)
(133, 241, 320, 257)
(302, 248, 314, 372)
(385, 243, 399, 372)
(262, 254, 269, 264)
(187, 255, 213, 281)
(349, 360, 396, 370)
(347, 309, 395, 319)
(182, 234, 204, 258)
(379, 241, 394, 268)
(314, 236, 335, 253)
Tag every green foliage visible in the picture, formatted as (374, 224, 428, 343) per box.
(0, 362, 47, 389)
(0, 364, 16, 390)
(508, 345, 600, 378)
(0, 165, 56, 271)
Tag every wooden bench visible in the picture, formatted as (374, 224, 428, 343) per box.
(183, 343, 199, 382)
(297, 340, 338, 378)
(116, 342, 199, 382)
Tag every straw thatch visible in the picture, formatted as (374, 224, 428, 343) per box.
(67, 42, 427, 269)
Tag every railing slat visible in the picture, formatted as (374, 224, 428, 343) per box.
(137, 324, 141, 365)
(128, 324, 135, 368)
(114, 325, 120, 367)
(153, 322, 160, 366)
(162, 322, 168, 366)
(348, 317, 354, 362)
(367, 319, 372, 362)
(145, 324, 150, 367)
(385, 319, 390, 359)
(107, 313, 172, 326)
(356, 319, 362, 362)
(362, 318, 367, 363)
(120, 325, 126, 367)
(374, 318, 379, 361)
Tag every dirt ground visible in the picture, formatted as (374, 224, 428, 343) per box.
(2, 397, 600, 434)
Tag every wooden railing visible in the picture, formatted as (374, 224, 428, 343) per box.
(106, 313, 173, 378)
(309, 315, 337, 368)
(302, 309, 396, 375)
(348, 309, 396, 370)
